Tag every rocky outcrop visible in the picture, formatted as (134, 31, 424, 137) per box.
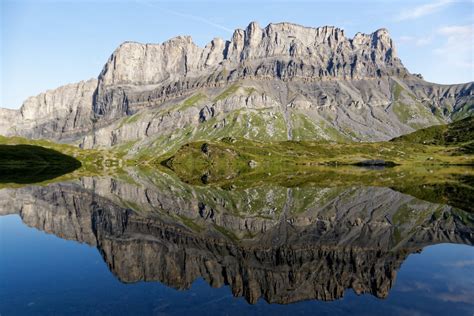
(92, 23, 406, 124)
(0, 79, 97, 142)
(0, 22, 472, 148)
(0, 108, 17, 136)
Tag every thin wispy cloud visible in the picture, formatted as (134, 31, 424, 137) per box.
(136, 0, 233, 33)
(162, 9, 234, 33)
(438, 24, 473, 36)
(398, 35, 433, 46)
(395, 0, 454, 21)
(442, 259, 474, 268)
(438, 290, 474, 303)
(433, 24, 473, 68)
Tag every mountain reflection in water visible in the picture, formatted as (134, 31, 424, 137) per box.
(0, 167, 473, 306)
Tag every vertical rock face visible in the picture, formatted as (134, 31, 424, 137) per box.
(1, 79, 98, 141)
(97, 22, 404, 89)
(93, 22, 406, 124)
(0, 21, 472, 145)
(0, 108, 17, 136)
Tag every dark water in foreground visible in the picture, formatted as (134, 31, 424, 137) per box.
(0, 167, 473, 315)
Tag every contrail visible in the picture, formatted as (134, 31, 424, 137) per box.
(136, 0, 233, 33)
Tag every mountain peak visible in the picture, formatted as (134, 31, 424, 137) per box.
(90, 21, 408, 122)
(8, 21, 471, 148)
(101, 21, 403, 86)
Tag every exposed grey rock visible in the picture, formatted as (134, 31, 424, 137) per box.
(0, 108, 17, 136)
(0, 22, 472, 150)
(0, 79, 97, 142)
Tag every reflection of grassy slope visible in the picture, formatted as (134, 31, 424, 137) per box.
(393, 178, 474, 213)
(105, 166, 474, 245)
(0, 164, 80, 184)
(161, 144, 474, 212)
(0, 144, 81, 183)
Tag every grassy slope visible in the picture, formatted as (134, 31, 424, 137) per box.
(165, 117, 474, 192)
(391, 81, 443, 129)
(0, 144, 81, 166)
(166, 137, 473, 176)
(0, 144, 81, 184)
(392, 116, 474, 152)
(116, 83, 352, 161)
(120, 80, 469, 162)
(1, 107, 472, 193)
(0, 135, 123, 172)
(0, 136, 127, 187)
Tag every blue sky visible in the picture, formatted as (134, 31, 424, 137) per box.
(1, 0, 473, 109)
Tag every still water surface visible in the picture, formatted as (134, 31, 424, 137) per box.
(0, 167, 473, 315)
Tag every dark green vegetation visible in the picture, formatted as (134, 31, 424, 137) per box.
(393, 173, 474, 214)
(0, 144, 81, 183)
(393, 116, 474, 151)
(0, 135, 123, 174)
(0, 115, 472, 213)
(162, 161, 474, 213)
(0, 144, 81, 167)
(164, 118, 473, 184)
(165, 139, 473, 184)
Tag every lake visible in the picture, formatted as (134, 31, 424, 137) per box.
(1, 167, 473, 315)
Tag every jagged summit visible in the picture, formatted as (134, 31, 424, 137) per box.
(0, 21, 472, 150)
(99, 21, 404, 88)
(92, 21, 407, 122)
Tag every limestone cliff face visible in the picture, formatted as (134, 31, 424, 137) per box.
(0, 22, 472, 147)
(98, 23, 402, 88)
(0, 108, 17, 136)
(0, 79, 97, 142)
(93, 23, 406, 123)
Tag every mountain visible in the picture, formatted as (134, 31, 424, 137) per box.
(1, 22, 473, 157)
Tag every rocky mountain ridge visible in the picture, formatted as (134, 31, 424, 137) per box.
(1, 22, 472, 154)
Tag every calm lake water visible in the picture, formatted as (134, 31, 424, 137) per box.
(1, 167, 473, 315)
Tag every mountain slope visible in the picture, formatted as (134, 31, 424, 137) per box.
(0, 144, 81, 183)
(0, 22, 472, 155)
(393, 116, 474, 145)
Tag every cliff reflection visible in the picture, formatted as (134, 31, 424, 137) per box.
(0, 168, 473, 304)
